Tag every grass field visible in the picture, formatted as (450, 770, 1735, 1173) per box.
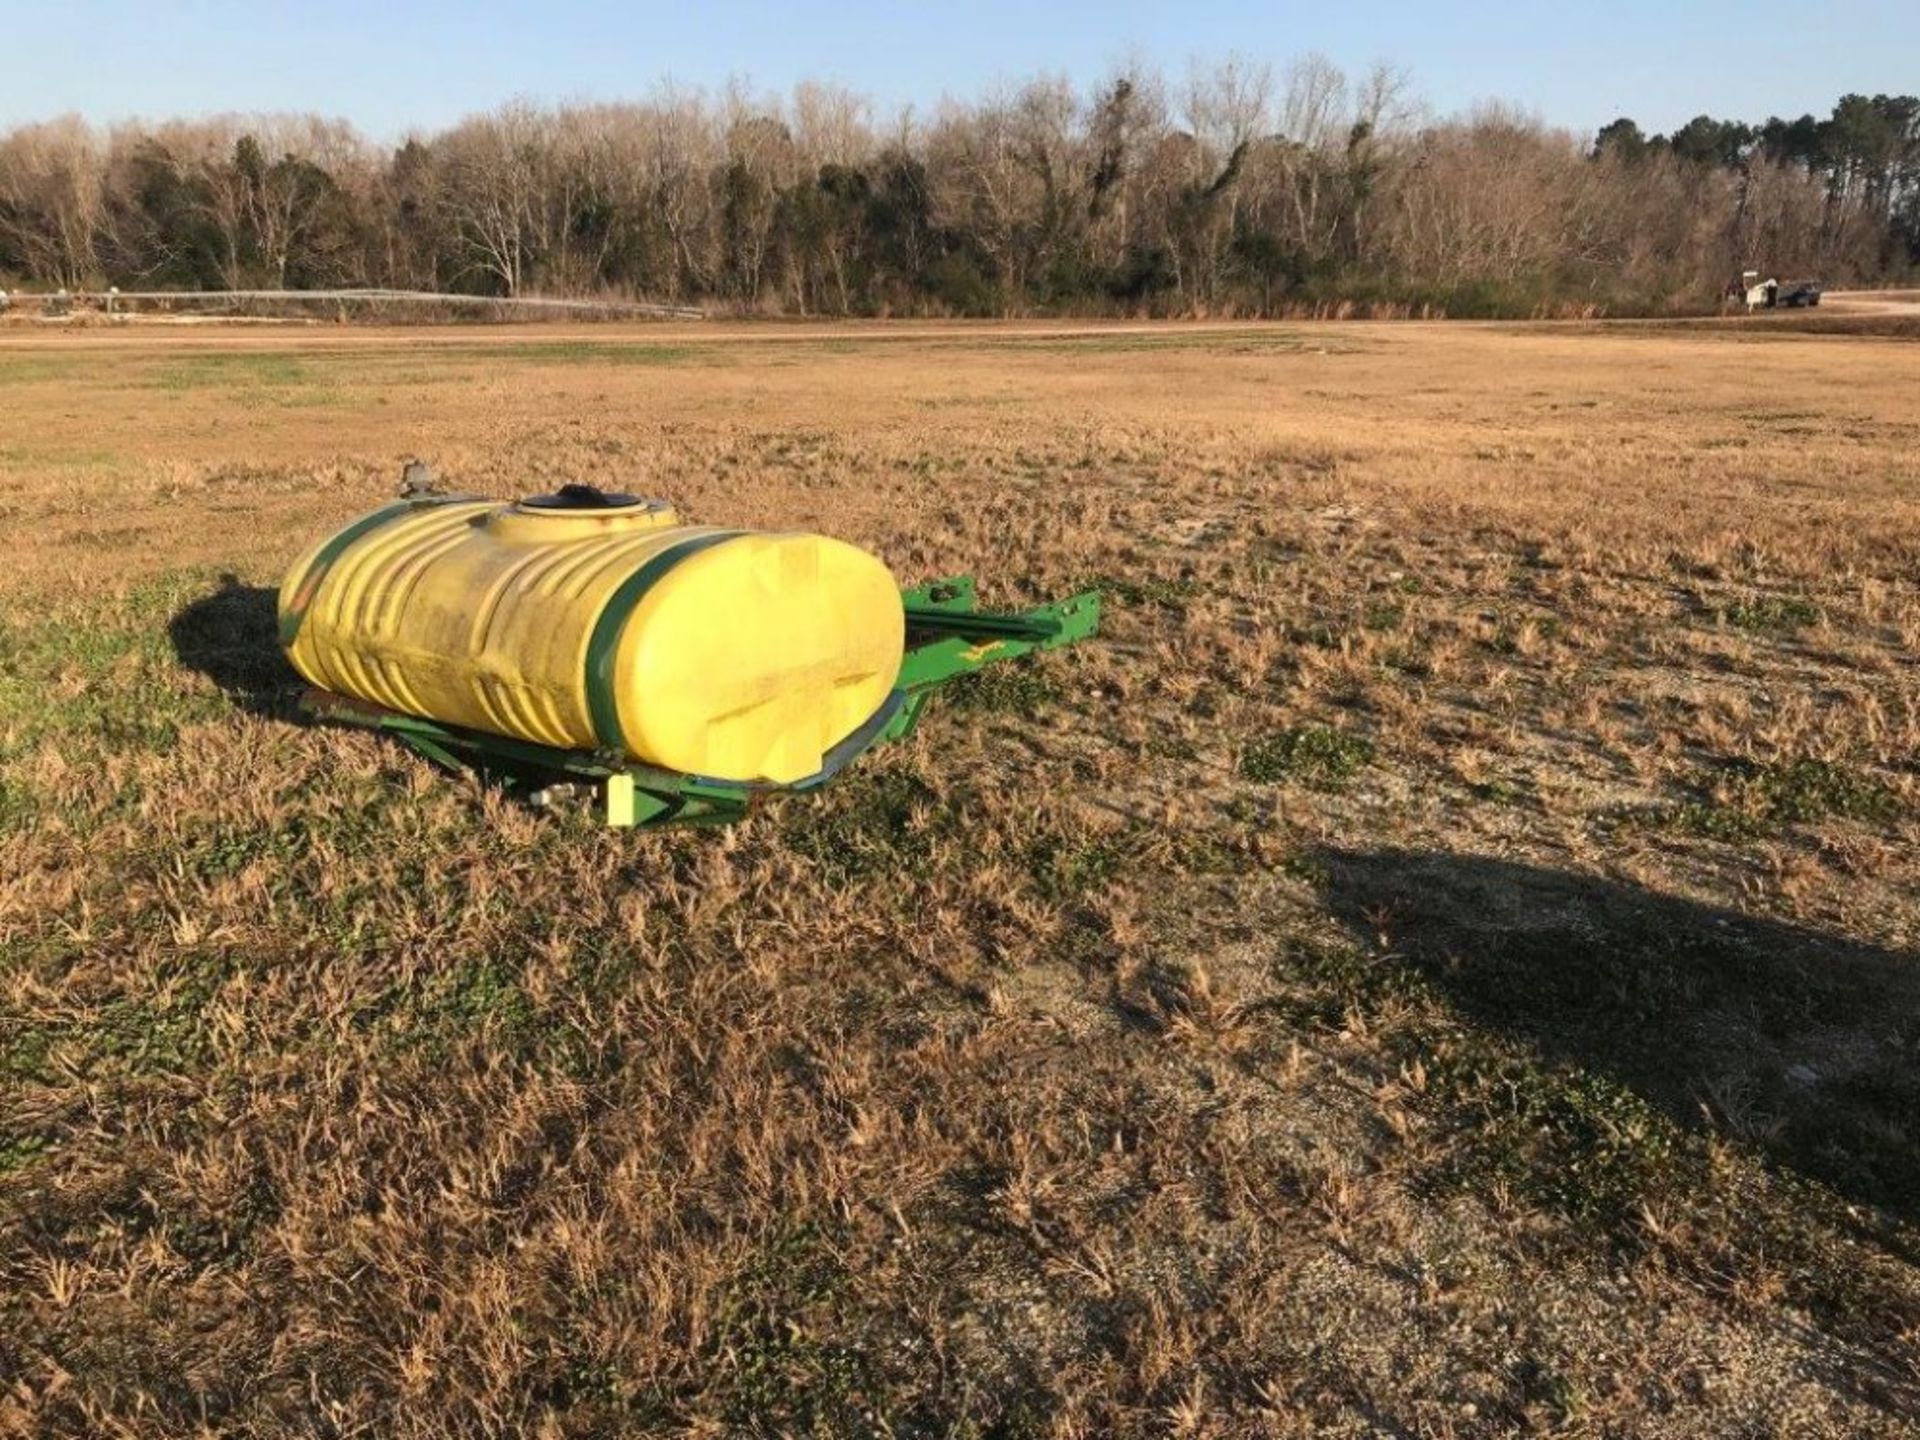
(0, 317, 1916, 1437)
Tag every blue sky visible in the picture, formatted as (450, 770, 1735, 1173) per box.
(5, 1, 1915, 140)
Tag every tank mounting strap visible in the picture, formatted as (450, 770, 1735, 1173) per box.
(278, 495, 472, 648)
(582, 529, 746, 752)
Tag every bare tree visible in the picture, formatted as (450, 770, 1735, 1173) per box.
(719, 82, 794, 304)
(241, 115, 367, 287)
(0, 116, 107, 287)
(791, 82, 872, 170)
(927, 90, 1039, 311)
(1085, 62, 1165, 273)
(436, 104, 551, 295)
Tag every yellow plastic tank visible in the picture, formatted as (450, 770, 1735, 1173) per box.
(278, 485, 905, 784)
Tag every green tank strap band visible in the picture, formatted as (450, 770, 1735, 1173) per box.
(278, 498, 464, 649)
(583, 530, 746, 754)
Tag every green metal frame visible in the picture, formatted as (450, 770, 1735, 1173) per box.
(299, 576, 1099, 828)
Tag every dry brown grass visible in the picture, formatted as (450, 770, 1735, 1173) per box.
(1, 318, 1917, 1437)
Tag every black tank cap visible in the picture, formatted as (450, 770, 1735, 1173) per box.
(520, 483, 649, 511)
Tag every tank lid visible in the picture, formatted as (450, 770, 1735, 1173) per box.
(518, 483, 664, 512)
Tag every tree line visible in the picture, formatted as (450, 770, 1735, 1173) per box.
(1, 61, 1915, 318)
